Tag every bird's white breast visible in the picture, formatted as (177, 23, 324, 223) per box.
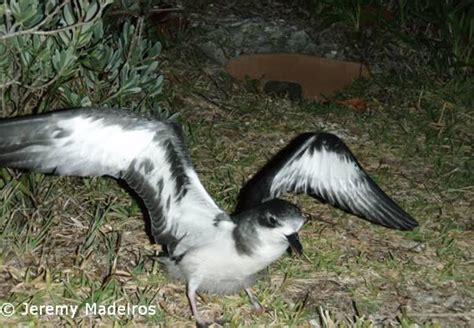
(174, 228, 288, 294)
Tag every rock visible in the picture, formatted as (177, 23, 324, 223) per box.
(263, 81, 303, 101)
(193, 17, 318, 64)
(199, 40, 228, 65)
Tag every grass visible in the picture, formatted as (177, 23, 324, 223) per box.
(1, 2, 473, 327)
(3, 67, 471, 327)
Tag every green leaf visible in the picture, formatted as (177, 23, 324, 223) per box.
(119, 63, 130, 86)
(148, 42, 162, 57)
(92, 20, 104, 43)
(52, 48, 76, 74)
(85, 1, 99, 21)
(127, 87, 141, 93)
(63, 3, 76, 25)
(57, 30, 72, 45)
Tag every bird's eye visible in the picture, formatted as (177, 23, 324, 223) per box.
(259, 214, 280, 228)
(268, 216, 277, 226)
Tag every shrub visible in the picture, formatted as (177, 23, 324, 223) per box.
(301, 0, 473, 76)
(0, 0, 163, 116)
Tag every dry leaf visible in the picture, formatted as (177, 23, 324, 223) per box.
(335, 98, 367, 112)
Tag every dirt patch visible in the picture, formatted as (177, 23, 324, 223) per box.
(226, 54, 370, 100)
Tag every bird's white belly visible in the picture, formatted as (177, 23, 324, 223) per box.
(196, 267, 257, 294)
(178, 243, 283, 294)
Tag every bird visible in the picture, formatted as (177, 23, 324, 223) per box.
(0, 108, 418, 327)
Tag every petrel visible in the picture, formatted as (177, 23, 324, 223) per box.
(0, 108, 418, 327)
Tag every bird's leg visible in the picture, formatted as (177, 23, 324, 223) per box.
(245, 288, 265, 314)
(186, 282, 210, 328)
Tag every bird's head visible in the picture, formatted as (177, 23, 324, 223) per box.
(232, 199, 305, 257)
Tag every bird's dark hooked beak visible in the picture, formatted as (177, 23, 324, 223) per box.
(286, 233, 303, 256)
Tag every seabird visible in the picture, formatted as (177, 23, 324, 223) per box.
(0, 108, 418, 327)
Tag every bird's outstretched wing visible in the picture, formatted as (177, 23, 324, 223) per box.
(235, 132, 418, 230)
(0, 108, 225, 252)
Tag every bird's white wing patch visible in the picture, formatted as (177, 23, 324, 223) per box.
(0, 108, 226, 252)
(271, 143, 361, 200)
